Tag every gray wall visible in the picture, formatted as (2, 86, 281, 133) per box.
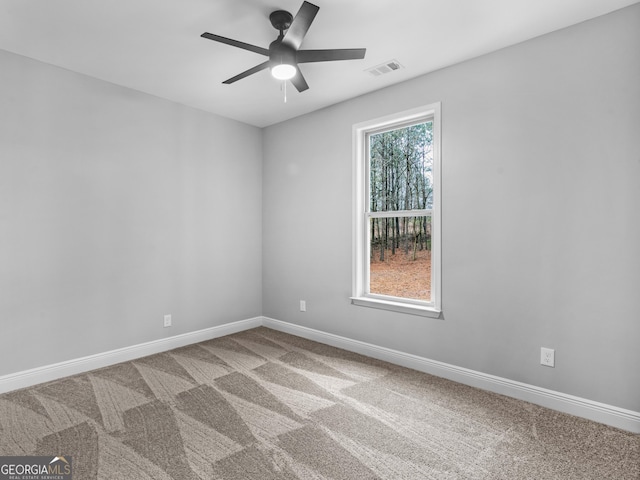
(263, 5, 640, 411)
(0, 50, 263, 376)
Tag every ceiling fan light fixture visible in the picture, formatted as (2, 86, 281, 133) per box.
(271, 63, 297, 80)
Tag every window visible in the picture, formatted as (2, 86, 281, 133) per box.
(352, 103, 441, 317)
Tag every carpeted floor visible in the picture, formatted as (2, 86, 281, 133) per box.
(0, 327, 638, 479)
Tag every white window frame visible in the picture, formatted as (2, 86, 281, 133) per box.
(351, 103, 442, 318)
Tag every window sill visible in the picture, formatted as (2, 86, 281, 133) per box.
(350, 296, 442, 318)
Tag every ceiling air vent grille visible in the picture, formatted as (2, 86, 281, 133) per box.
(366, 60, 404, 77)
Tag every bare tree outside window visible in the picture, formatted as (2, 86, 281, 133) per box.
(368, 122, 433, 301)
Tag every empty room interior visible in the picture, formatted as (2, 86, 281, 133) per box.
(0, 0, 639, 478)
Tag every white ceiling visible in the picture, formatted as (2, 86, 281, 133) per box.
(0, 0, 636, 127)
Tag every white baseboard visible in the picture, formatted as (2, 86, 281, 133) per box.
(0, 316, 262, 395)
(262, 317, 640, 434)
(2, 315, 638, 434)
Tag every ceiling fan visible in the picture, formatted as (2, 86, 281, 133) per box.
(201, 1, 366, 93)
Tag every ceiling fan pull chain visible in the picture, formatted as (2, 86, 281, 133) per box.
(284, 80, 287, 103)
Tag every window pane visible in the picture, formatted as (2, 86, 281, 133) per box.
(369, 122, 433, 212)
(369, 216, 431, 301)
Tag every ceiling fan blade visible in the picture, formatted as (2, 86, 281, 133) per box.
(222, 61, 270, 84)
(282, 1, 319, 50)
(297, 48, 366, 63)
(201, 32, 269, 56)
(290, 69, 309, 92)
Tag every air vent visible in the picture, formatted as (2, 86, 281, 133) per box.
(366, 59, 404, 77)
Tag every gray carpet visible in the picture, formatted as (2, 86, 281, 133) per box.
(0, 327, 638, 479)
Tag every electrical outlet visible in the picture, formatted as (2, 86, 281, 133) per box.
(540, 347, 555, 367)
(164, 314, 172, 328)
(300, 300, 306, 312)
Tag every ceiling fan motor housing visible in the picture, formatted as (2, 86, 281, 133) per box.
(269, 39, 296, 71)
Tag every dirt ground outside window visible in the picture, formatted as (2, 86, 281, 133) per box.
(370, 249, 431, 301)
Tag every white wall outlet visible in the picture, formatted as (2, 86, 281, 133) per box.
(299, 300, 306, 312)
(164, 314, 172, 328)
(540, 347, 555, 367)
